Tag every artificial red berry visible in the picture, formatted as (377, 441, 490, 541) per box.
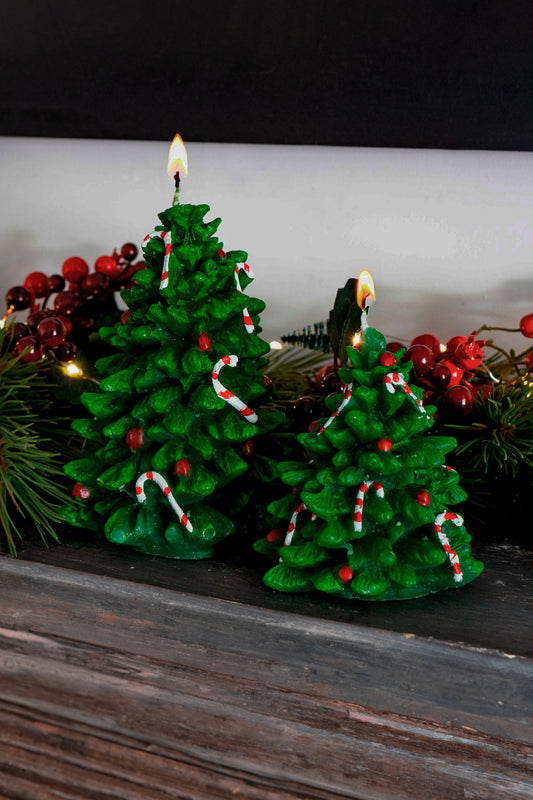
(53, 291, 80, 315)
(62, 257, 89, 283)
(12, 322, 29, 341)
(14, 335, 46, 362)
(243, 439, 255, 457)
(71, 482, 91, 500)
(72, 314, 94, 332)
(525, 352, 533, 370)
(121, 243, 138, 262)
(174, 459, 190, 477)
(47, 274, 66, 294)
(95, 255, 123, 281)
(56, 315, 73, 336)
(57, 341, 77, 362)
(5, 286, 32, 311)
(379, 352, 397, 367)
(386, 342, 404, 353)
(25, 309, 49, 331)
(403, 344, 435, 377)
(454, 337, 484, 370)
(125, 427, 144, 450)
(308, 420, 320, 432)
(266, 529, 282, 544)
(430, 360, 464, 390)
(445, 335, 468, 355)
(121, 310, 131, 325)
(23, 271, 49, 298)
(36, 316, 67, 348)
(520, 314, 533, 338)
(443, 384, 474, 416)
(410, 333, 442, 356)
(81, 272, 110, 295)
(338, 565, 354, 582)
(198, 332, 211, 351)
(415, 489, 431, 507)
(376, 437, 392, 451)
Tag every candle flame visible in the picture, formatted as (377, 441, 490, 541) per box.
(167, 134, 189, 177)
(355, 270, 376, 310)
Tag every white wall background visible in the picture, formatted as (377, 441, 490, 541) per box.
(1, 136, 532, 349)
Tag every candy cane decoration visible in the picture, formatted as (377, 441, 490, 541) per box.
(235, 262, 255, 334)
(353, 480, 385, 533)
(316, 383, 354, 435)
(283, 502, 307, 547)
(142, 229, 172, 289)
(212, 355, 258, 423)
(434, 511, 464, 582)
(135, 470, 193, 532)
(383, 372, 430, 417)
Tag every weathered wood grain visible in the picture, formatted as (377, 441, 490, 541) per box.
(0, 538, 531, 799)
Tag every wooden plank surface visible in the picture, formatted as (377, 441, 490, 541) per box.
(0, 532, 531, 799)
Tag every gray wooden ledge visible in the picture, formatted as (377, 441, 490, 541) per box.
(0, 532, 531, 799)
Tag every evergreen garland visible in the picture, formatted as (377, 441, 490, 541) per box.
(0, 325, 75, 554)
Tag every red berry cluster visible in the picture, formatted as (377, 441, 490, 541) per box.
(397, 333, 486, 416)
(5, 243, 143, 364)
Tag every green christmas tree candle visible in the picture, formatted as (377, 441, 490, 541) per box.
(62, 135, 284, 558)
(255, 272, 484, 600)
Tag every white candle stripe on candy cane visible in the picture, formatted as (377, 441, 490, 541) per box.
(383, 372, 430, 417)
(317, 382, 354, 435)
(211, 355, 258, 423)
(234, 262, 255, 333)
(353, 480, 385, 533)
(434, 511, 464, 582)
(135, 470, 193, 532)
(142, 229, 173, 289)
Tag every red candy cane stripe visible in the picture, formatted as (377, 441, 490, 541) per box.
(142, 229, 172, 289)
(283, 502, 306, 547)
(434, 510, 464, 582)
(383, 372, 429, 416)
(317, 382, 353, 435)
(235, 262, 255, 334)
(354, 480, 385, 533)
(212, 355, 258, 423)
(135, 470, 193, 532)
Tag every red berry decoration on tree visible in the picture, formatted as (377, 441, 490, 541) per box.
(338, 565, 354, 583)
(243, 439, 255, 457)
(198, 332, 211, 352)
(526, 352, 533, 370)
(23, 271, 49, 298)
(415, 489, 431, 507)
(81, 272, 110, 296)
(376, 437, 392, 451)
(403, 344, 435, 377)
(266, 529, 283, 544)
(519, 313, 533, 338)
(262, 375, 273, 393)
(174, 459, 190, 477)
(379, 351, 397, 367)
(125, 427, 145, 451)
(71, 482, 91, 500)
(62, 257, 89, 284)
(36, 317, 67, 348)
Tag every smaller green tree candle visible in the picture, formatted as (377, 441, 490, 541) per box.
(255, 273, 483, 600)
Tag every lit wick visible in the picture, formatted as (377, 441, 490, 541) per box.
(355, 269, 376, 334)
(167, 133, 189, 206)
